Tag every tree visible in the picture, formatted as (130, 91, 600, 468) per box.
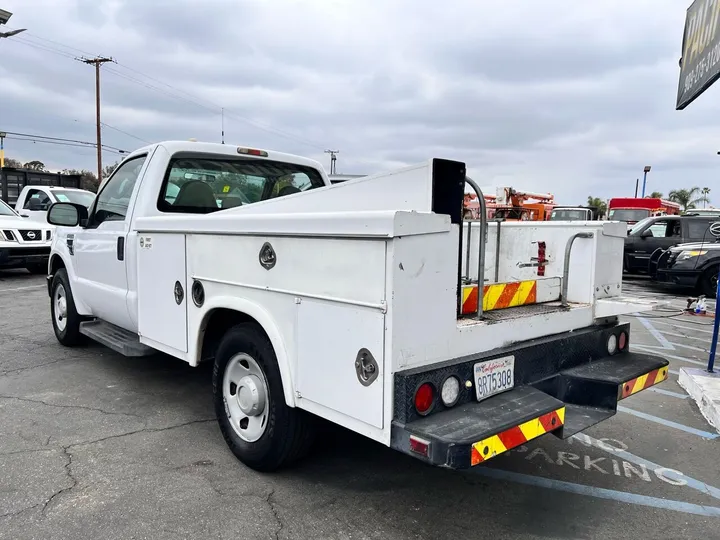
(648, 191, 663, 198)
(62, 168, 100, 193)
(102, 162, 119, 180)
(702, 187, 711, 208)
(2, 157, 22, 168)
(23, 160, 46, 171)
(668, 187, 707, 211)
(587, 196, 608, 219)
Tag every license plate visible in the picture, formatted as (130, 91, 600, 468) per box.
(474, 355, 515, 402)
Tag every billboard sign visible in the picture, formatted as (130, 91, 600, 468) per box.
(677, 0, 720, 109)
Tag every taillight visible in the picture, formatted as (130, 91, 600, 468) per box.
(414, 383, 435, 415)
(618, 331, 627, 351)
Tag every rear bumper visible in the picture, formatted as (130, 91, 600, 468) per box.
(653, 269, 700, 288)
(0, 246, 50, 268)
(390, 324, 668, 469)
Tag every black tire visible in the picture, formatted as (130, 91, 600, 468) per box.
(700, 266, 719, 298)
(50, 268, 83, 346)
(26, 263, 47, 275)
(213, 323, 316, 472)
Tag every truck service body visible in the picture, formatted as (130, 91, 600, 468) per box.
(45, 141, 668, 471)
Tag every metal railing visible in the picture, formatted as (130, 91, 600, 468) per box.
(561, 232, 594, 307)
(463, 176, 487, 318)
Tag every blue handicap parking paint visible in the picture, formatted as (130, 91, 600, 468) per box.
(635, 317, 675, 350)
(650, 387, 689, 399)
(617, 405, 719, 439)
(473, 468, 720, 518)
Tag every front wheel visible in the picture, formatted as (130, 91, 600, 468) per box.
(700, 266, 719, 299)
(50, 268, 83, 346)
(213, 323, 315, 472)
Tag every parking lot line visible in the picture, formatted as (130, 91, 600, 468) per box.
(0, 285, 45, 293)
(474, 468, 720, 518)
(616, 405, 719, 440)
(635, 317, 675, 349)
(632, 345, 707, 366)
(575, 433, 720, 501)
(653, 320, 716, 334)
(649, 387, 689, 399)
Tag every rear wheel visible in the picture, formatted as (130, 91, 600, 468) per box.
(50, 268, 83, 346)
(213, 323, 315, 471)
(26, 263, 47, 275)
(700, 266, 719, 298)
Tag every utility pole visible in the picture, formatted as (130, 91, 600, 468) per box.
(78, 56, 113, 183)
(324, 149, 339, 175)
(221, 108, 225, 144)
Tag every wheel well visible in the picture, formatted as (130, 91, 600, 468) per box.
(49, 255, 65, 275)
(199, 308, 267, 363)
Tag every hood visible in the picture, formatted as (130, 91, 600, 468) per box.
(0, 215, 53, 229)
(669, 241, 720, 252)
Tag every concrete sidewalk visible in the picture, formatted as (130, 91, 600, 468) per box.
(679, 367, 720, 433)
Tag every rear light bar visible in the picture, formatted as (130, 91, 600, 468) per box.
(237, 147, 268, 157)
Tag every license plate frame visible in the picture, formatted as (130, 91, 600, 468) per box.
(473, 355, 515, 402)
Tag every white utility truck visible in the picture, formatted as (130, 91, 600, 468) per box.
(45, 141, 668, 472)
(15, 185, 95, 222)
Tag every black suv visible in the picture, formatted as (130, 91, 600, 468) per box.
(623, 215, 717, 274)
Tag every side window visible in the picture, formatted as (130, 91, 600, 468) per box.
(24, 190, 51, 210)
(92, 155, 147, 225)
(647, 220, 669, 237)
(687, 220, 712, 239)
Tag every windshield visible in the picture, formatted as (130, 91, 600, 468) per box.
(0, 199, 17, 217)
(550, 209, 587, 221)
(628, 216, 656, 235)
(158, 156, 326, 213)
(53, 189, 95, 207)
(608, 209, 649, 222)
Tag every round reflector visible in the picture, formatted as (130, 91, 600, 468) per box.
(618, 331, 627, 351)
(607, 334, 618, 355)
(441, 376, 460, 407)
(414, 383, 434, 415)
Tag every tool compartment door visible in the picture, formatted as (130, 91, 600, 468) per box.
(296, 299, 385, 429)
(136, 232, 188, 353)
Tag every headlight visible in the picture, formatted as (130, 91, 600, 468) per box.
(679, 250, 707, 260)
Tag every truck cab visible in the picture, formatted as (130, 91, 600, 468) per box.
(16, 185, 95, 222)
(45, 140, 668, 473)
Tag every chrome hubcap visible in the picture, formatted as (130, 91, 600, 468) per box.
(54, 285, 68, 332)
(223, 353, 269, 442)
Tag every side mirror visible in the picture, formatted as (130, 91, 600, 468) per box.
(640, 229, 653, 238)
(47, 202, 88, 227)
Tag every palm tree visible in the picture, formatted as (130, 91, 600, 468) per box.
(668, 187, 706, 211)
(701, 187, 711, 208)
(586, 196, 607, 218)
(648, 191, 663, 198)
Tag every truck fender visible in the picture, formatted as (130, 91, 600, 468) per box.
(48, 252, 92, 315)
(194, 295, 296, 408)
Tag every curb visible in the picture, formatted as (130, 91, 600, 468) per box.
(678, 367, 720, 433)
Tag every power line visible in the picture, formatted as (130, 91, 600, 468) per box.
(5, 135, 125, 155)
(100, 122, 151, 144)
(4, 30, 329, 151)
(0, 131, 127, 152)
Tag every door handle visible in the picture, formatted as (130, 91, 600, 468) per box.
(117, 237, 125, 261)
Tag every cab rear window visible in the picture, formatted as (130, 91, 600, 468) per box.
(157, 154, 325, 214)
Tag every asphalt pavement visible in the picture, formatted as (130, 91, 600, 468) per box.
(0, 270, 718, 540)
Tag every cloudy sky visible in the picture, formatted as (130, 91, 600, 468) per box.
(0, 0, 717, 205)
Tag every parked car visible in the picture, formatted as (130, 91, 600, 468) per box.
(623, 215, 718, 274)
(0, 198, 54, 274)
(649, 228, 720, 297)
